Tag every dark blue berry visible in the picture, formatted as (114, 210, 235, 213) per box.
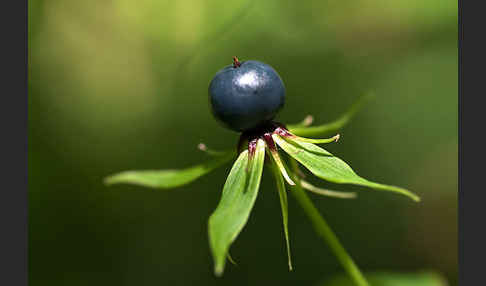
(209, 58, 286, 132)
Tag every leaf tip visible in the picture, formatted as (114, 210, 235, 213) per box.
(287, 255, 293, 271)
(395, 186, 420, 202)
(302, 115, 314, 126)
(197, 143, 207, 151)
(399, 189, 421, 202)
(214, 264, 225, 277)
(103, 175, 116, 186)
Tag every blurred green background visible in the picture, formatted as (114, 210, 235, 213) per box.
(28, 0, 457, 285)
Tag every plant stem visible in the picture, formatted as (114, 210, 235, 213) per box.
(289, 159, 370, 286)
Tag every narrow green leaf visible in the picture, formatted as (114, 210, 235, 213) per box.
(104, 151, 235, 189)
(208, 139, 266, 276)
(270, 156, 293, 271)
(268, 144, 295, 185)
(273, 135, 420, 201)
(287, 92, 375, 137)
(300, 180, 357, 199)
(197, 143, 232, 157)
(288, 133, 340, 144)
(322, 271, 448, 286)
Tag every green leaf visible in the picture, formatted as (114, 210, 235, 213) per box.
(321, 271, 448, 286)
(197, 143, 232, 157)
(208, 139, 266, 276)
(273, 135, 420, 201)
(104, 151, 235, 189)
(267, 139, 295, 185)
(287, 92, 374, 137)
(300, 179, 357, 199)
(269, 156, 293, 271)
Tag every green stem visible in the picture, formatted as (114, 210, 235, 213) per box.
(289, 159, 369, 286)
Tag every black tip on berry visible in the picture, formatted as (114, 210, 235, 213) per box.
(232, 56, 242, 68)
